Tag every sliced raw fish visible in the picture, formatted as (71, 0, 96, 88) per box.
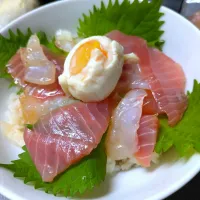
(115, 63, 149, 95)
(107, 30, 187, 126)
(20, 95, 77, 124)
(55, 29, 79, 52)
(142, 90, 161, 115)
(107, 92, 122, 110)
(7, 48, 26, 87)
(21, 35, 56, 85)
(7, 46, 66, 100)
(134, 115, 159, 167)
(148, 48, 188, 126)
(24, 101, 110, 182)
(107, 32, 149, 95)
(106, 89, 147, 160)
(23, 81, 65, 100)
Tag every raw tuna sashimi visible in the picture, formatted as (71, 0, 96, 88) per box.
(7, 46, 66, 100)
(24, 101, 110, 182)
(115, 63, 149, 95)
(113, 63, 159, 114)
(148, 48, 188, 126)
(107, 30, 187, 126)
(142, 90, 161, 115)
(106, 89, 147, 160)
(134, 115, 159, 167)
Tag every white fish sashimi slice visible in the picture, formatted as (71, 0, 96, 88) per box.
(7, 47, 66, 100)
(20, 95, 78, 125)
(106, 89, 147, 161)
(55, 29, 79, 52)
(21, 35, 56, 85)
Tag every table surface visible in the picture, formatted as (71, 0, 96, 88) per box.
(0, 0, 200, 199)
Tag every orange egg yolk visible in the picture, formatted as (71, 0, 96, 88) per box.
(70, 40, 107, 75)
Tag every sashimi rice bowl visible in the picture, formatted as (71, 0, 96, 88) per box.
(0, 0, 200, 199)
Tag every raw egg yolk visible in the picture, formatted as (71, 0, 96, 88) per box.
(70, 40, 107, 75)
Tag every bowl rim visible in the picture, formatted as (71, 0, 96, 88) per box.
(0, 0, 200, 200)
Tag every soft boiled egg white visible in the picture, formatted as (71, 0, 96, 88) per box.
(58, 36, 124, 102)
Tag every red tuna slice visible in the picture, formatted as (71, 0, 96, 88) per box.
(107, 31, 149, 95)
(7, 46, 66, 100)
(24, 101, 110, 182)
(114, 63, 160, 115)
(107, 30, 188, 126)
(148, 48, 188, 126)
(142, 90, 161, 115)
(134, 115, 159, 167)
(115, 63, 149, 96)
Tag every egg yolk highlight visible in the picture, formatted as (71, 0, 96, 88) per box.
(70, 40, 107, 75)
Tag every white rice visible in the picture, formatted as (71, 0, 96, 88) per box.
(106, 152, 159, 173)
(0, 92, 25, 147)
(0, 92, 159, 173)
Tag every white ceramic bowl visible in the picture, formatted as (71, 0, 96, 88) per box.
(0, 0, 200, 200)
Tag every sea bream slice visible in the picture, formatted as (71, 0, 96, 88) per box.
(24, 101, 110, 182)
(7, 42, 65, 100)
(107, 30, 188, 126)
(106, 91, 159, 166)
(20, 95, 78, 125)
(134, 115, 159, 167)
(106, 89, 147, 160)
(21, 35, 56, 85)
